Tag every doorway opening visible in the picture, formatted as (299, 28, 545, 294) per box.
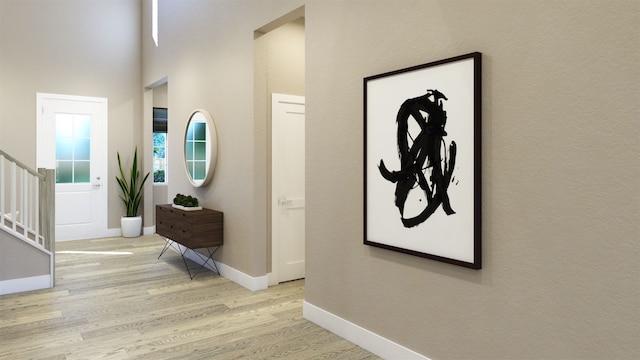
(254, 7, 305, 285)
(144, 78, 169, 230)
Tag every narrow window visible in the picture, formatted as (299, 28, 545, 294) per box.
(152, 0, 158, 47)
(153, 107, 167, 183)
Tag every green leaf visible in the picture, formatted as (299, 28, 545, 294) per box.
(115, 146, 150, 217)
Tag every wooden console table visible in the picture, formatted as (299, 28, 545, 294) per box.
(156, 204, 223, 279)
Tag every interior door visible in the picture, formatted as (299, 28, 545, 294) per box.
(272, 93, 305, 283)
(37, 93, 107, 241)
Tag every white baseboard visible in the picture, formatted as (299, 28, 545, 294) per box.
(105, 228, 122, 237)
(303, 301, 430, 360)
(105, 226, 155, 238)
(168, 244, 268, 292)
(267, 272, 278, 286)
(143, 225, 155, 236)
(0, 274, 52, 295)
(216, 261, 268, 291)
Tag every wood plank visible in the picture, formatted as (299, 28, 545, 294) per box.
(0, 235, 378, 359)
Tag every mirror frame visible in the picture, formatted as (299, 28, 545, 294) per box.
(183, 109, 218, 187)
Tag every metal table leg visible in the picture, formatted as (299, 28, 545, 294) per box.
(158, 237, 221, 279)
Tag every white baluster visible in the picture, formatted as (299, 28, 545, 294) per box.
(11, 161, 16, 232)
(35, 172, 41, 244)
(1, 155, 5, 227)
(23, 168, 28, 237)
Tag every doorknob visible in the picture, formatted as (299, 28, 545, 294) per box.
(92, 176, 101, 187)
(279, 197, 305, 208)
(279, 198, 293, 206)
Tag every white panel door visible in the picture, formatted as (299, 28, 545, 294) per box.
(37, 94, 107, 241)
(272, 93, 305, 283)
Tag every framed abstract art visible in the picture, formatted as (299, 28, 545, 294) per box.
(364, 52, 482, 269)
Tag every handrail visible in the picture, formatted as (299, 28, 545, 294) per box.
(0, 149, 56, 289)
(0, 149, 55, 251)
(0, 149, 44, 179)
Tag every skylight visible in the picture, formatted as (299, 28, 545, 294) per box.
(152, 0, 158, 47)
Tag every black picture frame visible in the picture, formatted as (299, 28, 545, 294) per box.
(363, 52, 482, 269)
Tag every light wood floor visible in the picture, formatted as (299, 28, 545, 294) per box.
(0, 235, 379, 360)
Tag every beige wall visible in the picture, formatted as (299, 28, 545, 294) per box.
(304, 0, 639, 358)
(0, 0, 142, 230)
(0, 231, 49, 280)
(141, 0, 306, 277)
(142, 0, 638, 357)
(1, 0, 637, 358)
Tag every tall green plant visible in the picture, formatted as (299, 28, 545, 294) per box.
(116, 147, 150, 217)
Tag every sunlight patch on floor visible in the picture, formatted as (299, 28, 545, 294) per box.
(56, 251, 133, 255)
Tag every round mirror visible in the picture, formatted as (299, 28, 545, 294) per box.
(183, 109, 217, 187)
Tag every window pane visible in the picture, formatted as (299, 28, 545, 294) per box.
(153, 132, 165, 146)
(187, 161, 195, 179)
(74, 161, 90, 183)
(74, 115, 91, 138)
(56, 138, 73, 160)
(56, 114, 74, 138)
(186, 123, 195, 140)
(194, 142, 206, 160)
(154, 169, 165, 183)
(153, 158, 164, 171)
(74, 138, 90, 160)
(194, 161, 206, 180)
(154, 146, 165, 159)
(194, 122, 206, 140)
(56, 161, 73, 183)
(186, 141, 194, 159)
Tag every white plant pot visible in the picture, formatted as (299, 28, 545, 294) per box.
(121, 216, 142, 238)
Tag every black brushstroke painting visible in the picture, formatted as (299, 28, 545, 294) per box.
(364, 52, 481, 269)
(378, 89, 457, 228)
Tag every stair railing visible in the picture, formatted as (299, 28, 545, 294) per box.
(0, 149, 55, 253)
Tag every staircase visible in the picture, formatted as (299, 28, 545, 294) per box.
(0, 149, 55, 295)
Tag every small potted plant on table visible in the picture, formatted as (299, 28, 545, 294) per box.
(172, 193, 202, 211)
(116, 147, 150, 237)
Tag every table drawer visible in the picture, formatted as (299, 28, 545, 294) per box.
(156, 204, 223, 248)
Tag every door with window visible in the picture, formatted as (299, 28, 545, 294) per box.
(37, 93, 108, 241)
